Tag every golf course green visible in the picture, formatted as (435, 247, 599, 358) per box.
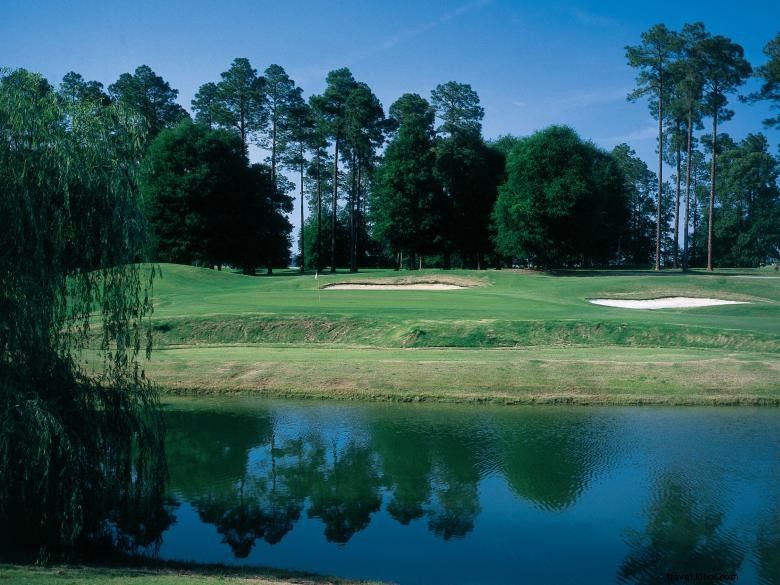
(114, 263, 779, 404)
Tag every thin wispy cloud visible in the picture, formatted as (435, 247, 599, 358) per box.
(381, 0, 491, 50)
(550, 86, 630, 110)
(298, 0, 492, 84)
(512, 99, 527, 108)
(568, 7, 618, 28)
(603, 125, 658, 145)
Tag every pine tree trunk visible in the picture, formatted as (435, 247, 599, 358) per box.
(316, 149, 322, 273)
(299, 146, 305, 275)
(349, 154, 357, 273)
(271, 109, 277, 186)
(707, 112, 717, 271)
(331, 135, 339, 273)
(353, 164, 361, 273)
(655, 82, 663, 271)
(674, 121, 681, 268)
(682, 110, 693, 272)
(692, 166, 699, 265)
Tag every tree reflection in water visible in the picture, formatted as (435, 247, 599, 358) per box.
(425, 431, 482, 540)
(618, 477, 745, 584)
(497, 409, 607, 511)
(305, 440, 383, 544)
(165, 409, 304, 556)
(755, 508, 780, 585)
(163, 404, 607, 553)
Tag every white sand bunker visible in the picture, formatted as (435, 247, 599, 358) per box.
(589, 297, 750, 310)
(324, 283, 464, 290)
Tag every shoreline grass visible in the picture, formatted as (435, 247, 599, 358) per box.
(0, 562, 384, 585)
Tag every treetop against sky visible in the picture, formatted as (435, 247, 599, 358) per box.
(2, 1, 778, 193)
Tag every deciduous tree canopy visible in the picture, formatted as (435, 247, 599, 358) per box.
(140, 120, 292, 274)
(492, 126, 629, 267)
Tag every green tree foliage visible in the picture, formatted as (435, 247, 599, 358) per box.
(247, 163, 294, 273)
(703, 134, 780, 266)
(749, 32, 780, 129)
(303, 108, 333, 272)
(344, 82, 388, 272)
(372, 94, 442, 265)
(191, 81, 220, 127)
(140, 121, 292, 274)
(310, 68, 357, 271)
(283, 100, 314, 273)
(192, 58, 266, 149)
(696, 35, 752, 270)
(58, 71, 110, 106)
(300, 212, 351, 271)
(108, 64, 189, 140)
(0, 69, 166, 556)
(492, 126, 629, 267)
(489, 134, 523, 159)
(672, 23, 709, 271)
(611, 144, 658, 265)
(435, 131, 504, 268)
(263, 64, 305, 186)
(431, 82, 501, 268)
(430, 80, 484, 136)
(686, 148, 710, 266)
(626, 24, 681, 270)
(140, 120, 246, 266)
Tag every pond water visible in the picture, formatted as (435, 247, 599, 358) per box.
(153, 398, 780, 585)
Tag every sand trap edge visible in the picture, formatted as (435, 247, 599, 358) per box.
(323, 283, 465, 290)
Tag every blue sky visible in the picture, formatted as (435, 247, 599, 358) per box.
(3, 0, 779, 229)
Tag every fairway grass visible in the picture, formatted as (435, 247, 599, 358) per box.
(137, 345, 780, 405)
(92, 264, 780, 405)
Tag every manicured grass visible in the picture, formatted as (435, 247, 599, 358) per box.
(0, 563, 382, 585)
(90, 263, 780, 404)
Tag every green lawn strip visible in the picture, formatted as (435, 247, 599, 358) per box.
(0, 563, 382, 585)
(134, 345, 780, 405)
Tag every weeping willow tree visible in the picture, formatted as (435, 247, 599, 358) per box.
(0, 69, 167, 558)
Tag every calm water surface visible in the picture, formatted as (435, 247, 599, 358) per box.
(154, 398, 780, 585)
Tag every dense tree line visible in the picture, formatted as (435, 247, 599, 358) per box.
(625, 23, 780, 271)
(102, 36, 780, 271)
(5, 24, 779, 288)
